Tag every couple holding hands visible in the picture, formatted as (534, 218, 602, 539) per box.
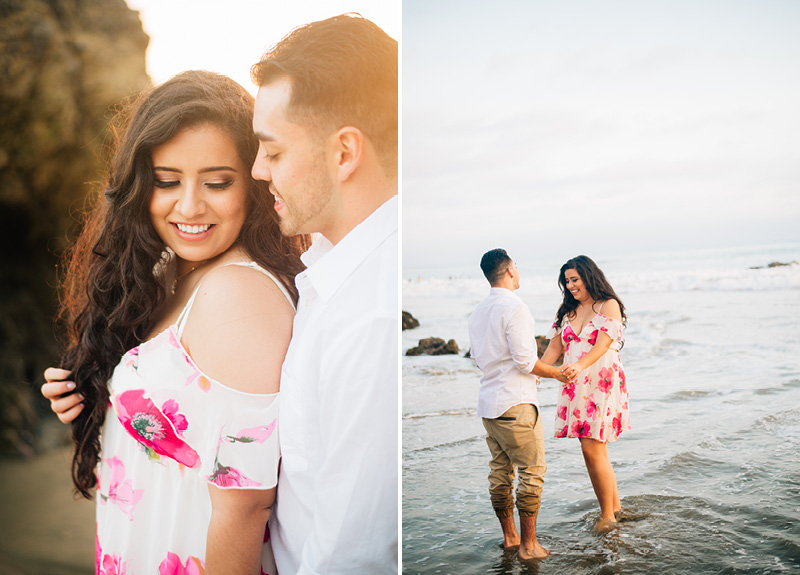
(469, 249, 630, 560)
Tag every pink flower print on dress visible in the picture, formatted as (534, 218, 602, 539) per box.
(99, 456, 144, 521)
(571, 420, 591, 438)
(619, 368, 628, 394)
(225, 419, 276, 444)
(572, 408, 582, 419)
(555, 425, 568, 438)
(556, 406, 567, 420)
(158, 552, 205, 575)
(588, 330, 599, 346)
(562, 381, 576, 401)
(124, 347, 139, 372)
(562, 324, 581, 353)
(161, 399, 189, 436)
(167, 329, 182, 349)
(183, 355, 211, 392)
(585, 396, 600, 420)
(115, 389, 200, 468)
(95, 524, 101, 573)
(597, 367, 614, 394)
(613, 413, 623, 437)
(206, 463, 262, 487)
(599, 424, 605, 441)
(99, 553, 128, 575)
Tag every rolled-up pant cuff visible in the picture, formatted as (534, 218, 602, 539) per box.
(494, 507, 515, 519)
(518, 506, 540, 518)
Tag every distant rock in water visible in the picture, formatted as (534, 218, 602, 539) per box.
(406, 337, 460, 356)
(402, 311, 420, 330)
(749, 261, 798, 269)
(0, 0, 149, 457)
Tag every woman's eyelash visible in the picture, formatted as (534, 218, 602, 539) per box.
(153, 179, 234, 190)
(207, 180, 234, 190)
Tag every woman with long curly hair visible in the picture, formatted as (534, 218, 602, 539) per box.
(43, 70, 308, 573)
(541, 255, 630, 532)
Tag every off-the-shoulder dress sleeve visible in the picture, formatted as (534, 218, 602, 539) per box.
(546, 319, 562, 340)
(588, 313, 623, 343)
(198, 390, 280, 490)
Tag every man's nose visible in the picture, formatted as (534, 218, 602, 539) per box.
(252, 145, 271, 182)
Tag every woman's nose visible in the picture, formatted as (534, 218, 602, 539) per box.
(175, 182, 205, 218)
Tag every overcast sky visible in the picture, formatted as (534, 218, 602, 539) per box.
(125, 0, 400, 93)
(402, 0, 800, 273)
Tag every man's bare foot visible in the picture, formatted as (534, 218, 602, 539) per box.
(594, 516, 619, 533)
(503, 535, 521, 550)
(518, 542, 550, 561)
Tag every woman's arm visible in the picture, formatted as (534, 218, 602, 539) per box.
(561, 299, 622, 380)
(183, 265, 294, 573)
(205, 485, 275, 575)
(561, 331, 613, 379)
(540, 334, 563, 366)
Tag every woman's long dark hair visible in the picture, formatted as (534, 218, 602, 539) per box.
(59, 70, 310, 498)
(554, 255, 627, 331)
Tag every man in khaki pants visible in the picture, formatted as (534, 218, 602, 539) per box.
(468, 248, 566, 561)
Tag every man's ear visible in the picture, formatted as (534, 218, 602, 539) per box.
(332, 126, 364, 182)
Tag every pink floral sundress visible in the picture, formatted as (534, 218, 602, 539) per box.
(95, 262, 292, 574)
(548, 302, 630, 443)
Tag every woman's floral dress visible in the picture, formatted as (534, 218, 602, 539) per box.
(548, 303, 630, 443)
(95, 263, 291, 575)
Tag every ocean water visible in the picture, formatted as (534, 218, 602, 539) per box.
(402, 243, 800, 574)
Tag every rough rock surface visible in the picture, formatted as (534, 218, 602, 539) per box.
(0, 0, 150, 456)
(406, 337, 460, 356)
(402, 311, 419, 330)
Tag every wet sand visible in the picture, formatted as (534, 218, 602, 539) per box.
(0, 444, 94, 575)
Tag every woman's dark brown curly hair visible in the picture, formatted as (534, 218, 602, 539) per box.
(554, 255, 627, 332)
(59, 70, 309, 498)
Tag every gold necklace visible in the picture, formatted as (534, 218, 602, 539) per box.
(171, 260, 209, 295)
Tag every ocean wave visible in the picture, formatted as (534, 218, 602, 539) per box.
(403, 408, 476, 420)
(404, 262, 800, 297)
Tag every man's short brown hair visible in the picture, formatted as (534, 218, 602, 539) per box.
(251, 14, 398, 175)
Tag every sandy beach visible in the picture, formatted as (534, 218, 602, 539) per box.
(0, 430, 94, 575)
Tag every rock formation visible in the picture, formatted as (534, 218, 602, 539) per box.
(0, 0, 150, 456)
(406, 337, 460, 356)
(402, 311, 419, 330)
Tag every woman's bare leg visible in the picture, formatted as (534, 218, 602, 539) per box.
(579, 438, 619, 530)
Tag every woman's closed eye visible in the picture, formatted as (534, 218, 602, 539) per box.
(154, 179, 180, 189)
(206, 179, 234, 190)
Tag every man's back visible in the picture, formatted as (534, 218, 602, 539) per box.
(468, 288, 539, 419)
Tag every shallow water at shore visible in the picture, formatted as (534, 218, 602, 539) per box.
(403, 245, 800, 574)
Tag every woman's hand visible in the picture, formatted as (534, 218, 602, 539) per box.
(42, 367, 84, 424)
(560, 362, 584, 382)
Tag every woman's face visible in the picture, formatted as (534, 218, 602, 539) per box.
(564, 268, 589, 302)
(149, 124, 249, 273)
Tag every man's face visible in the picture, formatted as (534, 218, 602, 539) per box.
(510, 260, 520, 290)
(252, 78, 336, 238)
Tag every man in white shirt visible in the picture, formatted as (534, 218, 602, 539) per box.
(250, 14, 397, 575)
(468, 249, 565, 562)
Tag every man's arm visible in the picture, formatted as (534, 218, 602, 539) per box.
(506, 305, 567, 382)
